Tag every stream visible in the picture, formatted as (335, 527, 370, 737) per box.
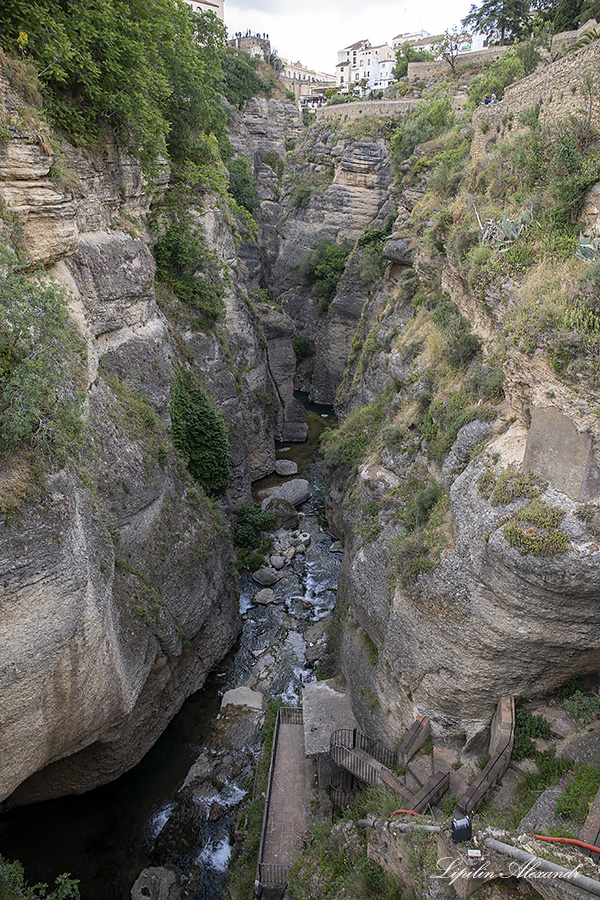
(0, 396, 339, 900)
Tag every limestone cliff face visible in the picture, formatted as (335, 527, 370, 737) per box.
(251, 119, 397, 402)
(0, 81, 305, 804)
(326, 166, 600, 746)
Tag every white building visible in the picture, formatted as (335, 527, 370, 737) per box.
(336, 39, 396, 93)
(183, 0, 224, 20)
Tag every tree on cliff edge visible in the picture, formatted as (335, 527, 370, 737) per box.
(462, 0, 531, 44)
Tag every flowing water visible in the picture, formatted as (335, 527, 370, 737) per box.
(0, 396, 339, 900)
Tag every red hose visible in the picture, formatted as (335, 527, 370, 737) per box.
(530, 833, 600, 855)
(391, 809, 425, 817)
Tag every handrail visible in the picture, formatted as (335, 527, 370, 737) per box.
(458, 700, 515, 816)
(330, 742, 383, 785)
(256, 706, 301, 887)
(330, 728, 396, 770)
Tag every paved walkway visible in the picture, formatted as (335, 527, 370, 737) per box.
(261, 721, 307, 876)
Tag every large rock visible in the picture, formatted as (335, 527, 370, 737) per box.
(251, 567, 284, 586)
(261, 478, 312, 509)
(263, 496, 300, 530)
(275, 459, 298, 475)
(131, 868, 180, 900)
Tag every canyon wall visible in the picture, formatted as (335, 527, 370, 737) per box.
(0, 76, 303, 805)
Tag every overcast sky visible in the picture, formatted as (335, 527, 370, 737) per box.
(224, 0, 475, 73)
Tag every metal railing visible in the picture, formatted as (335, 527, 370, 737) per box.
(330, 742, 383, 787)
(256, 706, 302, 888)
(279, 706, 303, 725)
(330, 771, 356, 811)
(459, 702, 515, 816)
(258, 863, 290, 885)
(330, 728, 396, 770)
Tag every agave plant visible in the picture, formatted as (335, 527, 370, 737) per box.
(575, 232, 600, 261)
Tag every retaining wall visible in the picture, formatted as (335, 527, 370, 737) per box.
(471, 38, 600, 162)
(315, 98, 419, 124)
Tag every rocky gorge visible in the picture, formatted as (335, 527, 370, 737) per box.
(1, 24, 600, 899)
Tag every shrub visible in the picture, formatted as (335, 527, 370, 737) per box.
(468, 367, 504, 401)
(289, 184, 312, 209)
(0, 854, 79, 900)
(298, 238, 352, 312)
(391, 96, 454, 172)
(489, 465, 546, 506)
(233, 502, 277, 570)
(220, 48, 271, 108)
(554, 764, 600, 823)
(170, 372, 231, 496)
(467, 52, 525, 108)
(292, 336, 316, 360)
(321, 394, 388, 470)
(227, 157, 259, 212)
(442, 323, 482, 369)
(504, 499, 570, 556)
(0, 248, 86, 465)
(391, 530, 436, 586)
(563, 689, 600, 725)
(153, 216, 226, 328)
(512, 705, 552, 761)
(1, 0, 227, 173)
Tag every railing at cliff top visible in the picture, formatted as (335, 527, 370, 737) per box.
(256, 706, 303, 887)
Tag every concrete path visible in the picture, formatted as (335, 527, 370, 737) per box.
(261, 721, 307, 879)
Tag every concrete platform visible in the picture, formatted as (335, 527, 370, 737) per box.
(301, 680, 358, 757)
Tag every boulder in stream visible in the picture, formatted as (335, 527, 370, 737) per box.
(275, 459, 299, 476)
(131, 867, 180, 900)
(252, 588, 277, 605)
(252, 566, 284, 586)
(263, 496, 300, 529)
(261, 478, 311, 509)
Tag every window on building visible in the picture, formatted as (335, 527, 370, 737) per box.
(341, 76, 344, 83)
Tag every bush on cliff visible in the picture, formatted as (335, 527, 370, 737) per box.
(233, 503, 277, 570)
(153, 215, 226, 328)
(390, 95, 454, 171)
(0, 0, 226, 172)
(0, 248, 85, 467)
(226, 157, 260, 212)
(170, 372, 231, 496)
(299, 238, 353, 312)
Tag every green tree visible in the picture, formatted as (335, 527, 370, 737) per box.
(390, 95, 455, 169)
(466, 50, 525, 105)
(431, 28, 472, 72)
(0, 248, 85, 464)
(0, 0, 227, 172)
(226, 157, 260, 212)
(392, 42, 434, 79)
(552, 0, 583, 31)
(462, 0, 531, 44)
(299, 239, 352, 312)
(170, 372, 231, 496)
(220, 48, 271, 108)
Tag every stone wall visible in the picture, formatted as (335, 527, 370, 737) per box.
(551, 17, 599, 56)
(407, 46, 508, 79)
(471, 38, 600, 162)
(315, 98, 419, 124)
